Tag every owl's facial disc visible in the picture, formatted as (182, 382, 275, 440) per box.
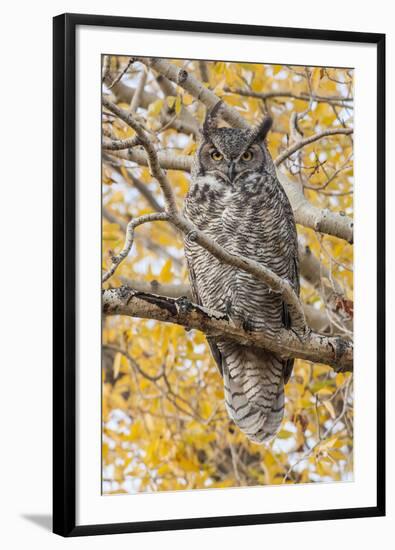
(197, 125, 268, 188)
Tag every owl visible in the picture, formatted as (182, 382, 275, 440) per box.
(183, 103, 300, 443)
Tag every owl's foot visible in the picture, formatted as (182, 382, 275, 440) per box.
(289, 325, 310, 342)
(175, 295, 193, 314)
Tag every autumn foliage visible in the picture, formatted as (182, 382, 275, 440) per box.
(102, 57, 353, 493)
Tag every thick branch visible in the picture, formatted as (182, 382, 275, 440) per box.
(119, 278, 191, 299)
(103, 288, 352, 372)
(279, 173, 353, 244)
(105, 148, 193, 171)
(118, 277, 334, 335)
(102, 136, 141, 151)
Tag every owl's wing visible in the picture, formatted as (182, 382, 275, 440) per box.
(282, 301, 294, 384)
(185, 254, 200, 305)
(206, 338, 224, 376)
(186, 254, 224, 377)
(278, 178, 300, 384)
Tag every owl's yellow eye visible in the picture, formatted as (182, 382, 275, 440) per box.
(211, 150, 223, 161)
(242, 150, 253, 161)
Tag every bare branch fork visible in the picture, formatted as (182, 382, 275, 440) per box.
(102, 287, 353, 373)
(102, 212, 169, 283)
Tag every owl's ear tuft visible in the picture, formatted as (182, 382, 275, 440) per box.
(202, 101, 225, 136)
(252, 116, 273, 142)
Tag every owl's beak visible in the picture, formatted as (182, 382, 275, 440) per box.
(228, 161, 236, 182)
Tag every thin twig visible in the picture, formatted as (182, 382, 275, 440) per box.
(130, 66, 148, 112)
(102, 212, 170, 282)
(274, 128, 353, 167)
(107, 57, 135, 90)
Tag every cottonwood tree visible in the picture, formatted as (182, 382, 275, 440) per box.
(101, 57, 354, 493)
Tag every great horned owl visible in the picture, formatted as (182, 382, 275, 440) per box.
(183, 103, 300, 443)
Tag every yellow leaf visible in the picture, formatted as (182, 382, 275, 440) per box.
(159, 259, 173, 283)
(277, 429, 294, 439)
(316, 387, 334, 399)
(322, 399, 336, 419)
(178, 457, 199, 473)
(311, 67, 322, 92)
(148, 99, 164, 117)
(157, 464, 171, 476)
(102, 232, 120, 241)
(127, 422, 143, 442)
(182, 139, 197, 156)
(112, 352, 122, 378)
(329, 450, 346, 461)
(200, 401, 212, 419)
(175, 96, 182, 115)
(182, 93, 194, 106)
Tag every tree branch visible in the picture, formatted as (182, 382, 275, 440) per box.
(224, 87, 354, 109)
(102, 136, 141, 151)
(136, 57, 249, 130)
(274, 128, 353, 167)
(103, 206, 182, 267)
(103, 97, 179, 215)
(118, 277, 335, 335)
(102, 212, 170, 282)
(103, 287, 352, 372)
(278, 173, 353, 244)
(130, 65, 148, 112)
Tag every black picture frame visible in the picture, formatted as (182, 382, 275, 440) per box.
(53, 12, 386, 537)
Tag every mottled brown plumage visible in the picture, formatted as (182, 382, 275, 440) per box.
(184, 105, 299, 443)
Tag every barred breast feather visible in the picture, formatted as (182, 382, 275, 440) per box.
(184, 165, 299, 444)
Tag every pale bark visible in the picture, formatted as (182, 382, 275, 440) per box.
(119, 277, 334, 335)
(103, 287, 352, 372)
(279, 174, 353, 244)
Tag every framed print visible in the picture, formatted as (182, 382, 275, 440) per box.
(53, 13, 385, 537)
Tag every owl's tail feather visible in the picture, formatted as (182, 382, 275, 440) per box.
(219, 341, 285, 443)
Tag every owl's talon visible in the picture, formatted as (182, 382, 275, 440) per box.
(290, 326, 309, 342)
(175, 295, 192, 314)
